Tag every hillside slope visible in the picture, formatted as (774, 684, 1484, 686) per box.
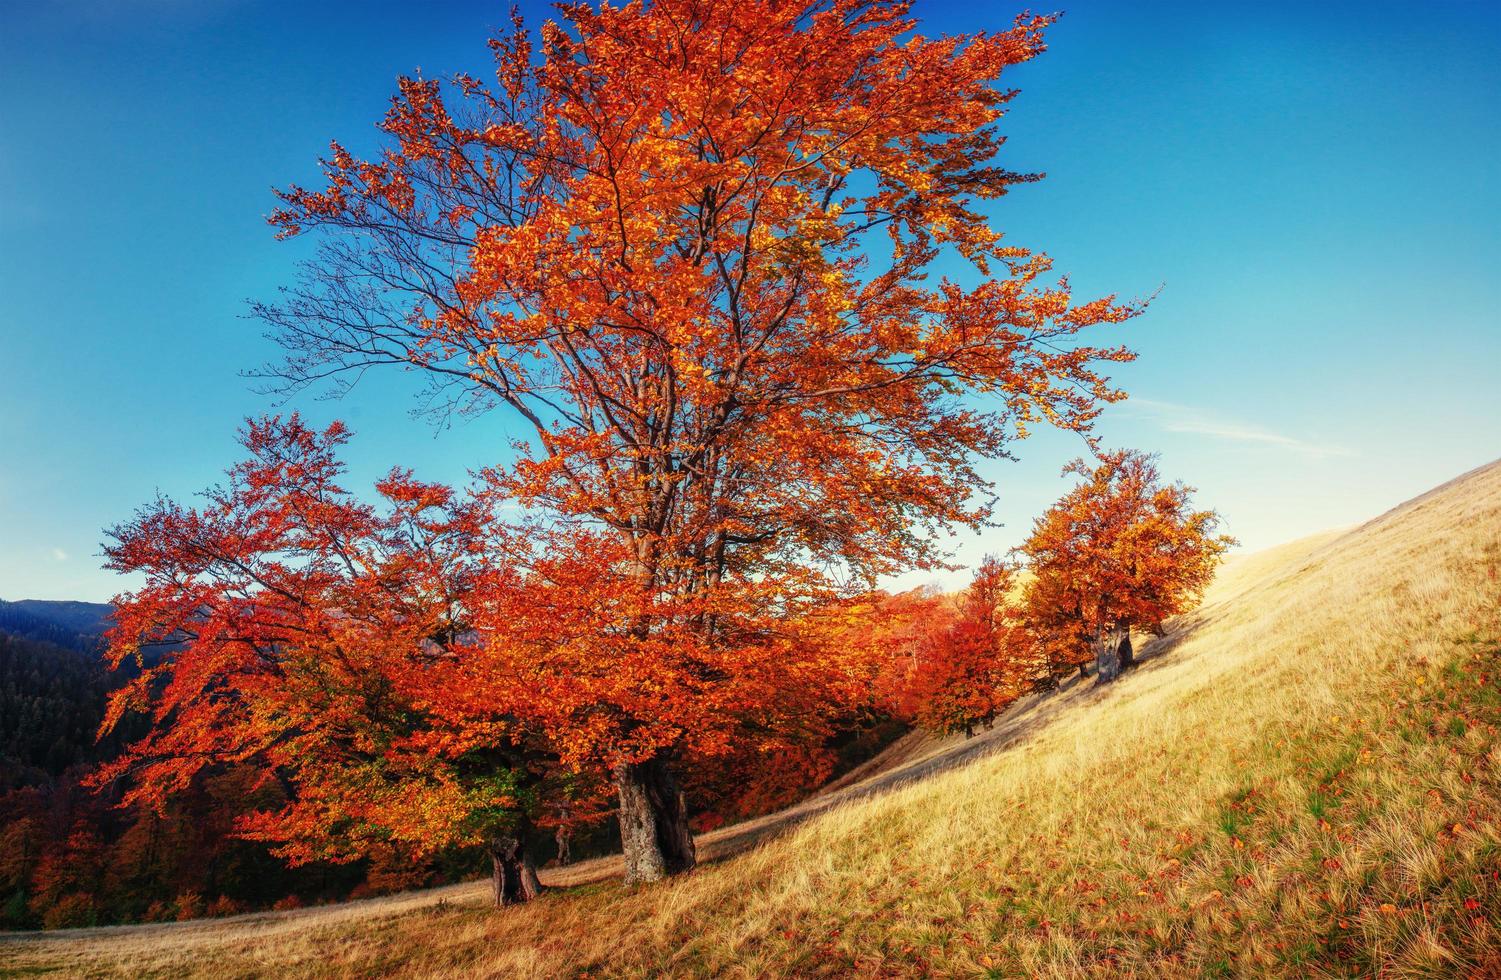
(4, 459, 1500, 978)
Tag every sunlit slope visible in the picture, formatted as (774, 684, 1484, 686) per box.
(5, 459, 1500, 978)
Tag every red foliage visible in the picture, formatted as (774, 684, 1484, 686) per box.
(97, 416, 555, 863)
(253, 0, 1138, 877)
(857, 588, 957, 724)
(859, 559, 1040, 737)
(102, 0, 1144, 887)
(906, 557, 1036, 736)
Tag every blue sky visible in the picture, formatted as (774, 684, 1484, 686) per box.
(1, 0, 1497, 602)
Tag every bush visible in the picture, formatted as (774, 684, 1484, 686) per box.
(173, 891, 204, 921)
(40, 892, 96, 929)
(207, 895, 244, 918)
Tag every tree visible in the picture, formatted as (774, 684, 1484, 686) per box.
(1017, 451, 1234, 684)
(852, 586, 954, 724)
(862, 558, 1038, 738)
(253, 0, 1140, 882)
(96, 417, 552, 907)
(908, 557, 1033, 736)
(28, 821, 105, 928)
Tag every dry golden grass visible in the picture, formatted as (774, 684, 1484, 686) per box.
(5, 459, 1500, 978)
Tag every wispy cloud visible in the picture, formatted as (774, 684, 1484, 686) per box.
(1127, 399, 1354, 459)
(51, 548, 68, 561)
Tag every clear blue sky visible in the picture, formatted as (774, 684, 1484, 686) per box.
(1, 0, 1497, 602)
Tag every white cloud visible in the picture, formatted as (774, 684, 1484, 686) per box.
(51, 548, 68, 561)
(1127, 399, 1354, 459)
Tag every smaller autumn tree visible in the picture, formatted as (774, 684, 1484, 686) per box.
(854, 587, 955, 724)
(907, 557, 1033, 737)
(94, 416, 561, 907)
(851, 560, 1036, 738)
(1017, 450, 1234, 683)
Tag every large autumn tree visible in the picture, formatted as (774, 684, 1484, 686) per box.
(1017, 450, 1235, 683)
(253, 0, 1139, 882)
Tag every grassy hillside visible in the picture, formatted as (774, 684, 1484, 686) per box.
(5, 460, 1500, 978)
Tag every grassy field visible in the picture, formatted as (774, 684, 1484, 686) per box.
(4, 460, 1500, 978)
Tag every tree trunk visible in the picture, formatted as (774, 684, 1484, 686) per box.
(554, 822, 572, 867)
(489, 831, 542, 908)
(1094, 624, 1130, 684)
(615, 757, 696, 885)
(1117, 629, 1135, 672)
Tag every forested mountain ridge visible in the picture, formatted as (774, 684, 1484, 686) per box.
(0, 600, 112, 655)
(0, 599, 120, 789)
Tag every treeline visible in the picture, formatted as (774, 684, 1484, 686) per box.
(0, 631, 115, 791)
(0, 623, 898, 928)
(1, 761, 371, 929)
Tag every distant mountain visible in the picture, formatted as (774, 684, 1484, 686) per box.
(0, 599, 113, 654)
(3, 599, 114, 634)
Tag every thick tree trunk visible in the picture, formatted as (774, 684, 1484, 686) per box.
(615, 757, 696, 885)
(1094, 624, 1130, 685)
(489, 831, 542, 908)
(1117, 630, 1135, 672)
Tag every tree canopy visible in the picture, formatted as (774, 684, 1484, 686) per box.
(112, 0, 1143, 888)
(1018, 450, 1235, 681)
